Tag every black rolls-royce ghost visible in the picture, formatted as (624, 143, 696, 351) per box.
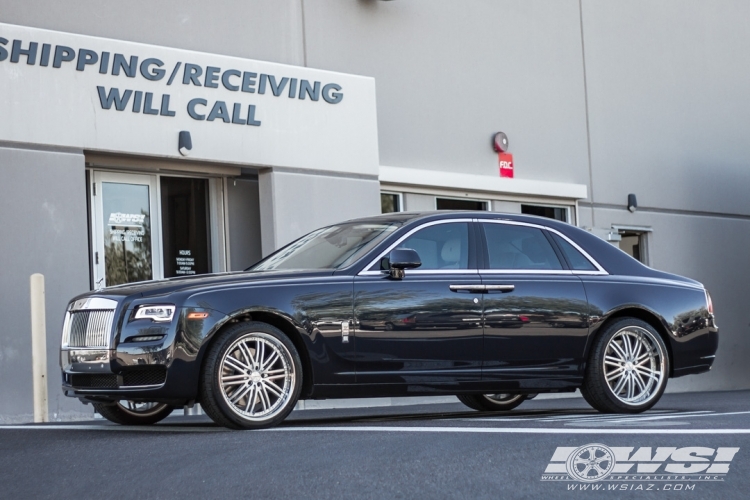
(60, 212, 718, 429)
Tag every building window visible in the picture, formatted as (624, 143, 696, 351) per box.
(618, 231, 648, 265)
(381, 192, 402, 213)
(435, 197, 488, 211)
(521, 204, 568, 222)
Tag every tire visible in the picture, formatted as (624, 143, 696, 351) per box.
(581, 317, 669, 413)
(93, 401, 172, 425)
(200, 322, 302, 430)
(457, 393, 525, 412)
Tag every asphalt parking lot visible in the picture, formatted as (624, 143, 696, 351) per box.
(2, 390, 750, 499)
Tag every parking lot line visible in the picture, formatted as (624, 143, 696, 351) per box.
(2, 410, 749, 434)
(538, 410, 711, 422)
(586, 410, 750, 424)
(266, 426, 750, 434)
(0, 425, 227, 432)
(460, 410, 711, 423)
(1, 422, 749, 434)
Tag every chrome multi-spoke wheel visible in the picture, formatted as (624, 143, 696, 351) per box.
(219, 333, 295, 420)
(458, 393, 525, 412)
(93, 400, 172, 425)
(582, 318, 670, 413)
(603, 326, 666, 405)
(200, 322, 302, 429)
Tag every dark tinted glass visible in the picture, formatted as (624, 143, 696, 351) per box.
(551, 233, 597, 271)
(161, 177, 210, 278)
(521, 204, 567, 222)
(436, 198, 487, 211)
(483, 223, 562, 270)
(398, 222, 469, 270)
(254, 222, 399, 271)
(381, 193, 400, 213)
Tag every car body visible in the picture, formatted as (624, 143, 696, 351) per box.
(59, 211, 718, 428)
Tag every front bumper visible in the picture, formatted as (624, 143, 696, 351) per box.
(60, 305, 224, 405)
(60, 344, 195, 405)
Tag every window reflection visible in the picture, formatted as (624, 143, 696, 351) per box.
(101, 182, 153, 286)
(253, 223, 400, 271)
(399, 223, 469, 270)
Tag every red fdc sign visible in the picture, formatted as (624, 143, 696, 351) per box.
(498, 152, 514, 178)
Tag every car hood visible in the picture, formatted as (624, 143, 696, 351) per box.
(78, 269, 338, 301)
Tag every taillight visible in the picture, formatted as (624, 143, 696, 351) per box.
(705, 290, 714, 315)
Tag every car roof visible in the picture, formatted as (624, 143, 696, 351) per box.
(344, 210, 574, 230)
(343, 211, 699, 285)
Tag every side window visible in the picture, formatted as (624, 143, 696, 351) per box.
(482, 223, 563, 270)
(397, 222, 470, 270)
(551, 233, 597, 271)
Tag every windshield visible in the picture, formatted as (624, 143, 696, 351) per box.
(251, 222, 400, 271)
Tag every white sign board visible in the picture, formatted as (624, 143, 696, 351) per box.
(0, 23, 379, 175)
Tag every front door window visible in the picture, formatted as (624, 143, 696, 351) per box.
(354, 221, 483, 384)
(397, 222, 470, 270)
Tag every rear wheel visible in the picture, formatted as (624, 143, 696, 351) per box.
(93, 401, 172, 425)
(581, 317, 669, 413)
(458, 393, 525, 412)
(200, 322, 302, 430)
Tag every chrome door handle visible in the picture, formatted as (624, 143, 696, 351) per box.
(450, 284, 515, 293)
(449, 284, 485, 293)
(483, 284, 515, 293)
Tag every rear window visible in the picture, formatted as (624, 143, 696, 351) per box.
(551, 233, 597, 271)
(482, 223, 562, 270)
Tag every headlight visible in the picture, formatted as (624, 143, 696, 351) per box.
(134, 305, 175, 322)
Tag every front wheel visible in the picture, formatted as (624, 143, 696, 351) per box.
(581, 317, 669, 413)
(458, 393, 525, 412)
(93, 401, 172, 425)
(200, 322, 302, 430)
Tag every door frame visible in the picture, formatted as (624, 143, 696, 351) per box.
(91, 171, 163, 288)
(89, 169, 229, 289)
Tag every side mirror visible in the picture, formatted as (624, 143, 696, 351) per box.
(388, 248, 421, 279)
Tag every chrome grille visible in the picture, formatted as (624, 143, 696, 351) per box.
(62, 298, 118, 349)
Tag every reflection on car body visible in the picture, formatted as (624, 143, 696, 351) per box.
(59, 211, 718, 429)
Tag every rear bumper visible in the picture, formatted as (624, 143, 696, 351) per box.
(671, 326, 718, 378)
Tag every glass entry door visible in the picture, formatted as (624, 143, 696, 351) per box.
(92, 172, 161, 288)
(160, 176, 211, 278)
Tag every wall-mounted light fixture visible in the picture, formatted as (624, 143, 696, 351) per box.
(627, 193, 638, 213)
(492, 132, 509, 153)
(178, 131, 192, 157)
